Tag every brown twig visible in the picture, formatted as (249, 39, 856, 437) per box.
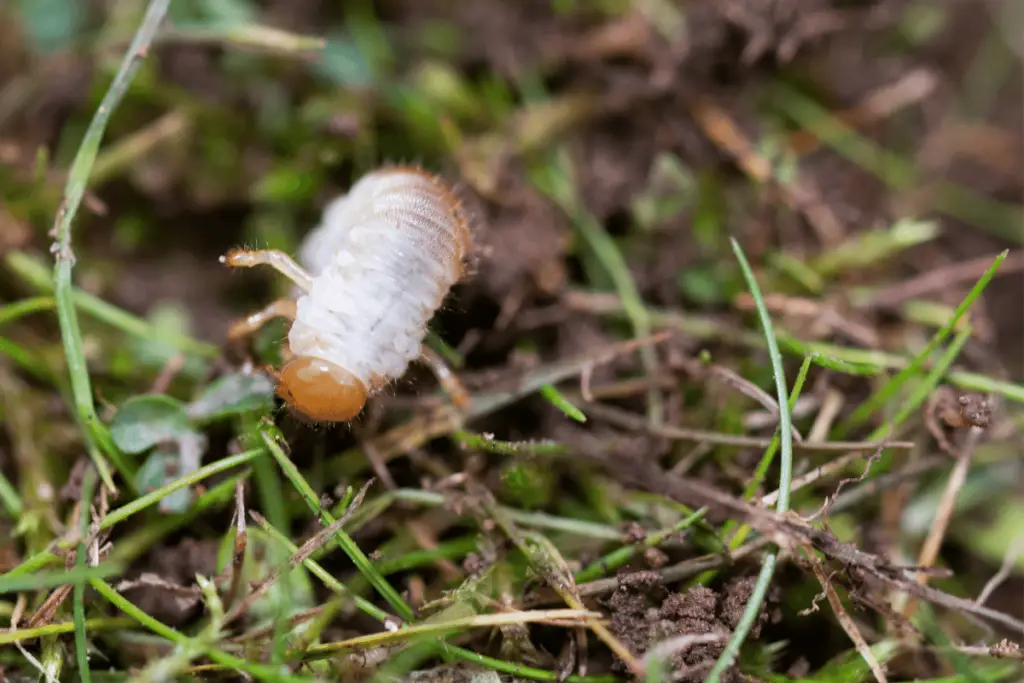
(862, 250, 1024, 309)
(579, 401, 913, 452)
(902, 423, 985, 619)
(975, 532, 1024, 607)
(223, 480, 248, 611)
(688, 93, 846, 246)
(807, 551, 888, 683)
(474, 483, 646, 678)
(572, 443, 1024, 634)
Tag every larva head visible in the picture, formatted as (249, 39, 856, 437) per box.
(275, 356, 368, 423)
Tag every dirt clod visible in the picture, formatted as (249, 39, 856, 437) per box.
(606, 572, 772, 681)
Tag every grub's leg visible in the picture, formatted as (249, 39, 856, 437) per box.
(419, 345, 470, 413)
(221, 248, 314, 292)
(226, 298, 298, 346)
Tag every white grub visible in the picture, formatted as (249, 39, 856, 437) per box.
(222, 166, 472, 423)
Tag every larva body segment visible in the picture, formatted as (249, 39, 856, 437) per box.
(288, 168, 471, 396)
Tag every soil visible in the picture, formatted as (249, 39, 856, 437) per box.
(1, 0, 1022, 681)
(606, 571, 775, 682)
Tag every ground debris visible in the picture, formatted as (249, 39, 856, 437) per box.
(605, 571, 772, 682)
(121, 538, 219, 626)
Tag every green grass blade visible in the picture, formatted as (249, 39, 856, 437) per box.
(0, 468, 21, 517)
(5, 252, 218, 359)
(49, 0, 172, 493)
(772, 84, 1024, 243)
(705, 238, 794, 683)
(842, 250, 1007, 434)
(99, 448, 263, 530)
(73, 467, 97, 683)
(0, 562, 122, 593)
(261, 431, 415, 621)
(89, 578, 308, 682)
(540, 383, 587, 422)
(868, 323, 975, 441)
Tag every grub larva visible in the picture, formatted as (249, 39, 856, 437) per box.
(221, 166, 472, 423)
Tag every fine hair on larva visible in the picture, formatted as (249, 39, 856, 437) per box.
(222, 164, 475, 425)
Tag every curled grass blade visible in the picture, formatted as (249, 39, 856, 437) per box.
(694, 355, 813, 588)
(704, 238, 793, 683)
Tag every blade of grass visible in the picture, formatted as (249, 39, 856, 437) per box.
(298, 608, 600, 657)
(342, 488, 624, 541)
(705, 237, 794, 683)
(0, 296, 56, 326)
(89, 578, 310, 682)
(840, 250, 1007, 435)
(530, 148, 662, 424)
(577, 292, 1024, 403)
(73, 467, 97, 683)
(375, 536, 479, 575)
(867, 323, 975, 441)
(439, 644, 622, 683)
(261, 431, 414, 621)
(253, 513, 398, 625)
(6, 252, 219, 359)
(0, 563, 123, 593)
(454, 431, 570, 456)
(771, 84, 1024, 243)
(540, 384, 587, 422)
(0, 336, 58, 384)
(50, 0, 173, 493)
(99, 448, 263, 530)
(693, 355, 813, 588)
(0, 468, 21, 517)
(0, 546, 62, 581)
(574, 507, 708, 583)
(0, 617, 134, 645)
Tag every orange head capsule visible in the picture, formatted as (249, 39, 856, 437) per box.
(275, 356, 368, 423)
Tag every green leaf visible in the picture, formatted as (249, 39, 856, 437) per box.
(187, 372, 276, 423)
(135, 449, 192, 514)
(109, 395, 192, 454)
(15, 0, 84, 53)
(129, 301, 207, 379)
(134, 429, 207, 515)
